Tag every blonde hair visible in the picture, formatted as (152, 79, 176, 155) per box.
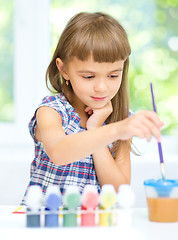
(46, 12, 132, 157)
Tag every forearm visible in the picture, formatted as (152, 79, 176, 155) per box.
(47, 122, 119, 165)
(92, 147, 131, 192)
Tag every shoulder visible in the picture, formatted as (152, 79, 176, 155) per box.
(28, 93, 69, 139)
(36, 105, 62, 124)
(39, 93, 72, 120)
(40, 93, 67, 111)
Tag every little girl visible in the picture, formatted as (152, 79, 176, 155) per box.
(22, 12, 163, 203)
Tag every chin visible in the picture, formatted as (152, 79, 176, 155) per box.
(90, 103, 107, 109)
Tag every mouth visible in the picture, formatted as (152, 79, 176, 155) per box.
(91, 96, 107, 101)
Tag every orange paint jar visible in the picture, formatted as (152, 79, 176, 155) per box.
(144, 179, 178, 222)
(147, 197, 178, 222)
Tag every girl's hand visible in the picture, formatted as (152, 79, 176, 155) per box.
(118, 110, 164, 142)
(85, 101, 113, 130)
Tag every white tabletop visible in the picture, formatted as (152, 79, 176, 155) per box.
(0, 206, 178, 240)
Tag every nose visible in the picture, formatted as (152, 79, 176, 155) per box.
(94, 79, 107, 92)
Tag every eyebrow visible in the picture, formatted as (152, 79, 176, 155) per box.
(110, 69, 123, 72)
(77, 71, 95, 73)
(78, 69, 123, 74)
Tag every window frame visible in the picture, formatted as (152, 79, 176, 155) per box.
(0, 0, 50, 147)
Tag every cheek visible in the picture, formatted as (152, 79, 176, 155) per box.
(110, 81, 122, 96)
(71, 81, 88, 96)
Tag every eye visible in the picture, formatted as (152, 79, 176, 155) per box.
(108, 75, 119, 78)
(83, 75, 94, 79)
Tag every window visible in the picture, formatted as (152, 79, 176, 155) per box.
(51, 0, 178, 135)
(0, 0, 177, 152)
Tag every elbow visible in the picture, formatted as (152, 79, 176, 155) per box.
(47, 151, 60, 165)
(46, 146, 63, 166)
(48, 153, 67, 166)
(126, 175, 131, 185)
(46, 145, 74, 166)
(115, 178, 131, 192)
(122, 175, 131, 186)
(50, 157, 60, 166)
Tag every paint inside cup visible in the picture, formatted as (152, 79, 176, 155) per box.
(144, 179, 178, 222)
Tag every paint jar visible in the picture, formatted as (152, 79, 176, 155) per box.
(63, 207, 78, 227)
(99, 206, 114, 226)
(144, 179, 178, 222)
(81, 185, 99, 227)
(63, 185, 81, 227)
(99, 184, 116, 226)
(117, 184, 135, 226)
(26, 185, 43, 228)
(44, 185, 62, 228)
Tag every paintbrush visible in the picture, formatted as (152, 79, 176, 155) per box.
(150, 82, 166, 181)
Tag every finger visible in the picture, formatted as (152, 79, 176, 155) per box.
(133, 127, 146, 139)
(139, 125, 153, 142)
(151, 125, 162, 142)
(146, 134, 152, 142)
(130, 115, 160, 142)
(143, 110, 164, 128)
(140, 120, 161, 142)
(106, 101, 113, 112)
(88, 110, 93, 115)
(85, 106, 91, 112)
(87, 109, 93, 115)
(85, 107, 93, 115)
(132, 122, 152, 141)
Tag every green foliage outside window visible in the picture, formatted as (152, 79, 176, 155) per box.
(0, 0, 14, 122)
(50, 0, 178, 135)
(0, 0, 177, 136)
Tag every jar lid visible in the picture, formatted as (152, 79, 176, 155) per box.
(144, 179, 178, 197)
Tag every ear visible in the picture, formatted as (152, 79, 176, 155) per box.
(56, 58, 70, 80)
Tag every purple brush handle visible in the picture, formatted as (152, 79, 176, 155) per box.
(158, 142, 164, 164)
(150, 83, 164, 164)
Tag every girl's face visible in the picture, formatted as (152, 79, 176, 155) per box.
(60, 56, 124, 111)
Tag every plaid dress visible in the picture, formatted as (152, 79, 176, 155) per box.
(22, 93, 113, 204)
